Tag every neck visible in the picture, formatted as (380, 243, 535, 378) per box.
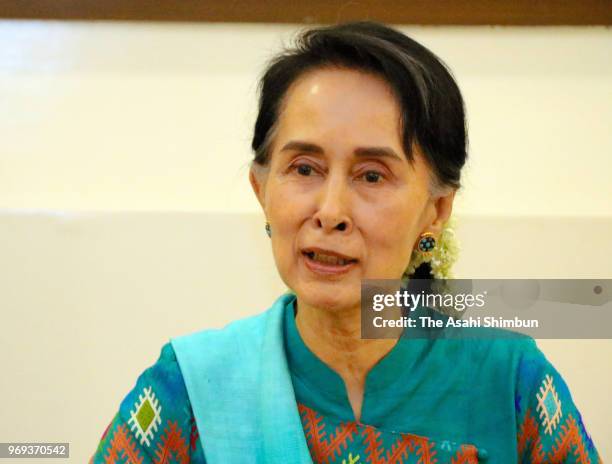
(294, 296, 398, 421)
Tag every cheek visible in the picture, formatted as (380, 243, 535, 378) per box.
(358, 195, 423, 263)
(266, 185, 309, 265)
(267, 187, 307, 234)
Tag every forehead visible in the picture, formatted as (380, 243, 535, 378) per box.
(275, 67, 403, 148)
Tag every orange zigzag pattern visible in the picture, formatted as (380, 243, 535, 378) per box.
(517, 409, 545, 463)
(548, 414, 590, 464)
(450, 445, 478, 464)
(153, 420, 190, 464)
(299, 402, 442, 464)
(518, 408, 595, 464)
(104, 424, 143, 464)
(299, 403, 358, 463)
(361, 426, 437, 464)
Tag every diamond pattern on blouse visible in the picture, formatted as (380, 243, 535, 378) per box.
(536, 374, 563, 435)
(128, 386, 162, 446)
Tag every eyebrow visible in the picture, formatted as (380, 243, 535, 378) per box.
(280, 140, 403, 162)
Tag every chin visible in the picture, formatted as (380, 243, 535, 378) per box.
(297, 281, 361, 312)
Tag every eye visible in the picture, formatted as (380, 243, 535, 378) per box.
(360, 170, 384, 183)
(296, 163, 313, 176)
(289, 162, 319, 177)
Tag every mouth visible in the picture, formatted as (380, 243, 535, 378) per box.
(301, 247, 359, 274)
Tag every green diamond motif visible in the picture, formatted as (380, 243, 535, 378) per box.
(135, 398, 155, 432)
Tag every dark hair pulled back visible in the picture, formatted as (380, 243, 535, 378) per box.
(251, 20, 468, 191)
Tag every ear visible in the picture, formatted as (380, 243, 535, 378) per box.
(426, 189, 456, 237)
(249, 165, 267, 210)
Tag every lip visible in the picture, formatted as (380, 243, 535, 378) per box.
(301, 247, 359, 276)
(301, 247, 358, 262)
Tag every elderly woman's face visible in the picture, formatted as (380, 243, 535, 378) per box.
(251, 67, 451, 311)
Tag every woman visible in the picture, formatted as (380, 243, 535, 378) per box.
(91, 21, 601, 463)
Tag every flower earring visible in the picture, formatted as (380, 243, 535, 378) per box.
(417, 232, 436, 253)
(265, 222, 271, 238)
(403, 218, 460, 280)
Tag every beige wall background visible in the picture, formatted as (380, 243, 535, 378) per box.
(0, 21, 610, 462)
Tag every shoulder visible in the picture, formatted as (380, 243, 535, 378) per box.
(169, 307, 269, 369)
(119, 342, 191, 414)
(467, 334, 572, 398)
(450, 327, 536, 360)
(446, 330, 540, 384)
(91, 342, 201, 462)
(170, 292, 294, 360)
(119, 343, 197, 441)
(172, 307, 269, 347)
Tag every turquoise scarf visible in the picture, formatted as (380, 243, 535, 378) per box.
(171, 292, 311, 463)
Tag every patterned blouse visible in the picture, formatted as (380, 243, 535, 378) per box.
(91, 301, 602, 463)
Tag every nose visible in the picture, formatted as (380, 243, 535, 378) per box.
(312, 173, 352, 234)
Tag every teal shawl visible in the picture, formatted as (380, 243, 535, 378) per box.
(171, 292, 311, 463)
